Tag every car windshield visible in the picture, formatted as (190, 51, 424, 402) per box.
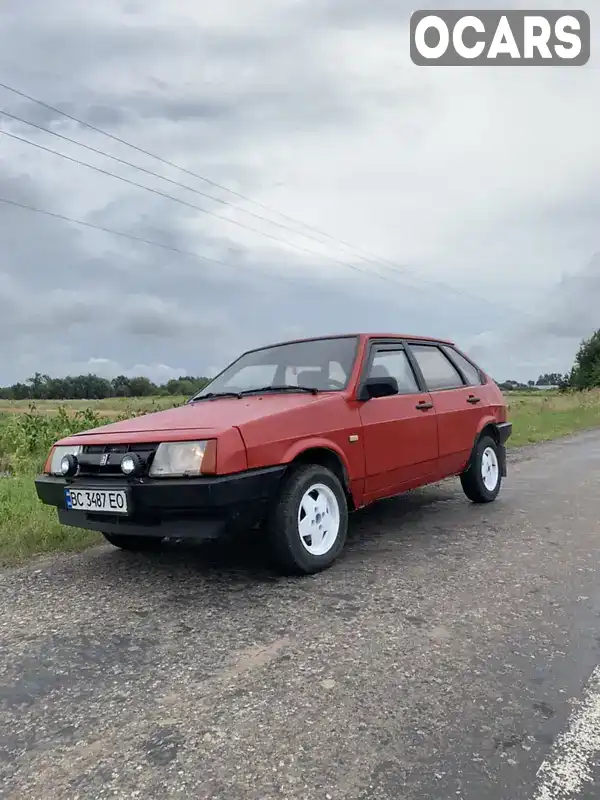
(191, 336, 359, 398)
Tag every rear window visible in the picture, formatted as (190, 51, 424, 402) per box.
(441, 346, 483, 386)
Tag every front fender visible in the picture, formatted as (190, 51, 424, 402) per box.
(280, 436, 365, 508)
(280, 436, 353, 476)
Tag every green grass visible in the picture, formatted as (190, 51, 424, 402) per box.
(0, 396, 188, 416)
(506, 389, 600, 445)
(0, 472, 101, 565)
(1, 389, 600, 566)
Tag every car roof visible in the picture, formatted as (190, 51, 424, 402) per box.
(242, 332, 455, 353)
(267, 332, 453, 345)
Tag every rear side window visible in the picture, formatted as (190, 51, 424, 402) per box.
(441, 346, 483, 386)
(369, 349, 419, 394)
(409, 344, 464, 391)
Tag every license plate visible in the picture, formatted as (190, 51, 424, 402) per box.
(65, 487, 129, 514)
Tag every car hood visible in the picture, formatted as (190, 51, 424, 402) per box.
(60, 393, 332, 443)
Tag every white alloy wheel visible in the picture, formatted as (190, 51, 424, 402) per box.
(481, 446, 499, 492)
(297, 483, 341, 556)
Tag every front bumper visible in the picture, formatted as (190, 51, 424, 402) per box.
(35, 466, 286, 540)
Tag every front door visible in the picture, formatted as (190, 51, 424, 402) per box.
(358, 344, 439, 500)
(406, 342, 488, 475)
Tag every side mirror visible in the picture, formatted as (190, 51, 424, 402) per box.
(358, 376, 398, 400)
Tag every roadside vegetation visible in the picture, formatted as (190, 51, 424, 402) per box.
(2, 388, 600, 566)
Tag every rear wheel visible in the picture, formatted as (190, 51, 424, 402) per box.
(266, 464, 348, 575)
(460, 434, 502, 503)
(102, 532, 164, 552)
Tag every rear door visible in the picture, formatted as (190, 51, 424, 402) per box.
(405, 342, 488, 475)
(357, 342, 439, 500)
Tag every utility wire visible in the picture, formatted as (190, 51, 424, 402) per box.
(0, 195, 324, 293)
(0, 80, 528, 316)
(0, 128, 429, 291)
(0, 108, 439, 294)
(0, 80, 432, 272)
(0, 80, 351, 244)
(1, 126, 533, 321)
(0, 108, 363, 256)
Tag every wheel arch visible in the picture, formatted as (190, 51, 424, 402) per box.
(282, 443, 356, 510)
(463, 419, 506, 476)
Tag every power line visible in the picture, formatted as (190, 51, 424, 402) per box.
(0, 79, 529, 317)
(0, 126, 533, 322)
(0, 79, 347, 244)
(0, 108, 362, 256)
(0, 128, 424, 291)
(0, 194, 323, 293)
(0, 106, 436, 293)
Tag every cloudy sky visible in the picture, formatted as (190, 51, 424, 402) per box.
(0, 0, 598, 385)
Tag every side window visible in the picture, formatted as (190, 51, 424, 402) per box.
(368, 349, 419, 394)
(409, 345, 464, 391)
(441, 346, 483, 386)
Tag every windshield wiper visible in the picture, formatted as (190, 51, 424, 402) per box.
(239, 385, 319, 396)
(189, 391, 242, 402)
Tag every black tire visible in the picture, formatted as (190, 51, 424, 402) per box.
(460, 434, 502, 503)
(102, 532, 164, 552)
(266, 464, 348, 575)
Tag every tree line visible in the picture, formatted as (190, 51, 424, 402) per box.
(2, 330, 600, 400)
(497, 373, 567, 391)
(497, 329, 600, 393)
(0, 372, 211, 400)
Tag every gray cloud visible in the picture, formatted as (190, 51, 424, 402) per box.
(0, 0, 599, 385)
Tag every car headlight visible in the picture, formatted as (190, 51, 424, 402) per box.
(48, 445, 82, 476)
(149, 441, 209, 477)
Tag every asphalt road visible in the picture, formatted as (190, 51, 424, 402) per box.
(2, 431, 600, 800)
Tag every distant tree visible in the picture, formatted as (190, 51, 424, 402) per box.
(111, 376, 131, 397)
(536, 372, 563, 386)
(568, 329, 600, 390)
(127, 376, 157, 397)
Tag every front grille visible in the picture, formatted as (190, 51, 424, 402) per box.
(76, 442, 159, 478)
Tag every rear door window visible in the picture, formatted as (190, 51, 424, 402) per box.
(409, 344, 465, 391)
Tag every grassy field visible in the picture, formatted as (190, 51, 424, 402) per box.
(506, 389, 600, 445)
(1, 389, 600, 565)
(0, 396, 187, 416)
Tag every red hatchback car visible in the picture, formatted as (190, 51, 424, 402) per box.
(35, 334, 511, 574)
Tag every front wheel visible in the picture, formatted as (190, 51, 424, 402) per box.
(102, 532, 164, 552)
(460, 435, 502, 503)
(266, 464, 348, 575)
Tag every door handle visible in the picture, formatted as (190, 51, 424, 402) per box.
(467, 395, 481, 404)
(415, 400, 434, 411)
